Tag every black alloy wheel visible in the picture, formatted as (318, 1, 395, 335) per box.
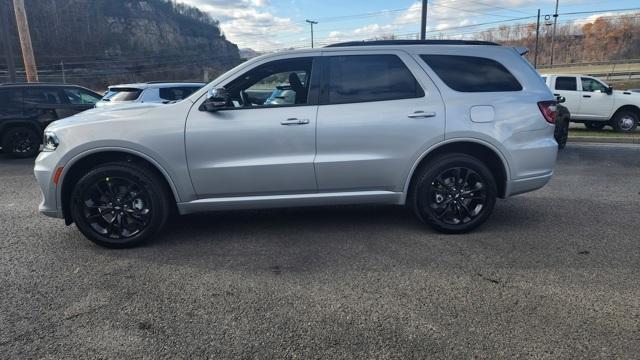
(411, 154, 497, 233)
(426, 167, 487, 226)
(70, 163, 169, 248)
(2, 127, 40, 158)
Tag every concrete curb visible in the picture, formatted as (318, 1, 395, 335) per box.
(568, 136, 640, 144)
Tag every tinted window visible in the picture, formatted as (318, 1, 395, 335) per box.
(63, 88, 101, 104)
(103, 88, 142, 101)
(327, 55, 424, 104)
(0, 89, 22, 117)
(0, 89, 22, 108)
(226, 57, 313, 107)
(555, 77, 577, 91)
(581, 78, 607, 92)
(24, 88, 64, 104)
(420, 55, 522, 92)
(159, 86, 201, 101)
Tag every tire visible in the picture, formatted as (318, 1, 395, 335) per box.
(70, 162, 170, 248)
(1, 126, 40, 158)
(409, 153, 497, 234)
(611, 110, 638, 133)
(555, 117, 569, 149)
(583, 121, 606, 131)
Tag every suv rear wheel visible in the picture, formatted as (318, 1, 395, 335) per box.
(70, 162, 170, 248)
(410, 154, 497, 233)
(2, 126, 40, 158)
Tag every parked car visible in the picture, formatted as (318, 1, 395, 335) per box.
(0, 83, 101, 158)
(35, 40, 558, 248)
(554, 96, 570, 149)
(95, 82, 204, 107)
(541, 74, 640, 132)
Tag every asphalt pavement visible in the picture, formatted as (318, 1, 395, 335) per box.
(1, 143, 639, 359)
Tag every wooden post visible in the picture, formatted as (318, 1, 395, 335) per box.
(12, 0, 38, 82)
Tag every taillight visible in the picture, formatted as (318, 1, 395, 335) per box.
(537, 101, 557, 124)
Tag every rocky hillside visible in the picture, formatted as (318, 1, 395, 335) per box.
(1, 0, 241, 88)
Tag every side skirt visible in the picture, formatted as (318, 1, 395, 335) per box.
(177, 191, 404, 214)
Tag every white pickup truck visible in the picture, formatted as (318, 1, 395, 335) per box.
(542, 74, 640, 132)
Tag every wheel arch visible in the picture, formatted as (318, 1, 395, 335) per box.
(611, 104, 640, 121)
(0, 120, 43, 141)
(59, 148, 180, 225)
(404, 139, 510, 199)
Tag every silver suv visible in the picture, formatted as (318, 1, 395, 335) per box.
(35, 40, 558, 248)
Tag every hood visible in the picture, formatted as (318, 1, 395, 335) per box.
(616, 89, 640, 97)
(46, 102, 163, 131)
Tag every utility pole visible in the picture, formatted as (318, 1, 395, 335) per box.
(12, 0, 38, 82)
(420, 0, 428, 40)
(534, 9, 540, 68)
(306, 19, 317, 48)
(0, 0, 16, 82)
(550, 0, 559, 67)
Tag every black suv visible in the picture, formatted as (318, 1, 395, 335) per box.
(0, 83, 102, 158)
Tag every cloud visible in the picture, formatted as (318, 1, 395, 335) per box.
(177, 0, 302, 51)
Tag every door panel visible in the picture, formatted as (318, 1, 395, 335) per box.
(578, 77, 614, 119)
(315, 51, 445, 193)
(552, 76, 581, 116)
(185, 55, 320, 198)
(186, 106, 317, 197)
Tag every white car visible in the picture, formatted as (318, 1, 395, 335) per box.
(95, 82, 204, 108)
(542, 74, 640, 132)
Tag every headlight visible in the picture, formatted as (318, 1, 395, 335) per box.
(43, 131, 59, 152)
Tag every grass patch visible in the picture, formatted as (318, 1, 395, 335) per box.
(569, 127, 640, 138)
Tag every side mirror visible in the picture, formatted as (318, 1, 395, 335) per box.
(557, 96, 566, 104)
(606, 86, 613, 95)
(200, 88, 229, 111)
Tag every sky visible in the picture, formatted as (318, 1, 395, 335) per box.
(177, 0, 640, 52)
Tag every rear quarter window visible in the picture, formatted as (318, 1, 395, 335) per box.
(420, 54, 522, 92)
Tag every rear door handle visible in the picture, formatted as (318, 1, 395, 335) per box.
(583, 95, 591, 98)
(280, 118, 310, 125)
(408, 111, 436, 119)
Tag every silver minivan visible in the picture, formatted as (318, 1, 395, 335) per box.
(35, 40, 558, 248)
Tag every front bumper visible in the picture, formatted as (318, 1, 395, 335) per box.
(34, 150, 64, 219)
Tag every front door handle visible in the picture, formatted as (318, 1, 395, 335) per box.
(280, 118, 310, 125)
(408, 111, 436, 119)
(583, 95, 591, 98)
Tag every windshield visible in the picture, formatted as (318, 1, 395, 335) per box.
(102, 88, 143, 102)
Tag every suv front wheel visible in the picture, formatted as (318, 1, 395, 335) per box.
(70, 162, 170, 248)
(410, 154, 497, 233)
(2, 126, 40, 158)
(611, 110, 638, 133)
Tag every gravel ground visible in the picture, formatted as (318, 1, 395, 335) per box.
(1, 143, 639, 359)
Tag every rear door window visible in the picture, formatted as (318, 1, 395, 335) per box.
(24, 88, 65, 104)
(554, 77, 577, 91)
(326, 54, 424, 105)
(420, 54, 522, 92)
(0, 89, 23, 116)
(103, 88, 142, 102)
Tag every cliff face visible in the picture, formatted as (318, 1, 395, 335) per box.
(2, 0, 241, 87)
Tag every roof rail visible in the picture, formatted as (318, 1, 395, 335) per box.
(325, 40, 501, 48)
